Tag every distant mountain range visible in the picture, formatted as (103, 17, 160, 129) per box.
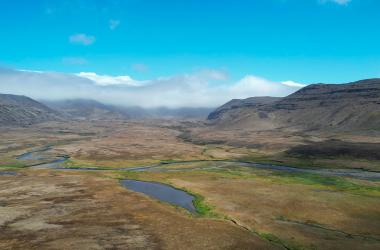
(42, 99, 130, 120)
(42, 99, 213, 120)
(0, 95, 214, 126)
(2, 78, 380, 131)
(208, 78, 380, 132)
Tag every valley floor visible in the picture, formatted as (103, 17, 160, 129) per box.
(0, 120, 379, 250)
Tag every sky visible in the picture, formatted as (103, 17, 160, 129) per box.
(0, 0, 379, 108)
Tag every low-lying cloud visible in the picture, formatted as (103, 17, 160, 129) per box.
(0, 67, 305, 108)
(77, 72, 142, 86)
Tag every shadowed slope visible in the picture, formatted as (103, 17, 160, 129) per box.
(208, 79, 380, 132)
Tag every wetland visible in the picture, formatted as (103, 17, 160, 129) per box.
(1, 120, 380, 250)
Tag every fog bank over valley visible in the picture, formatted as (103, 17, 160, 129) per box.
(0, 67, 304, 108)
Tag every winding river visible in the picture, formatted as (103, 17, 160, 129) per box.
(3, 146, 378, 214)
(13, 146, 380, 181)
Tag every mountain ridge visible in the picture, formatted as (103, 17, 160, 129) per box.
(43, 99, 214, 120)
(0, 93, 60, 126)
(208, 78, 380, 132)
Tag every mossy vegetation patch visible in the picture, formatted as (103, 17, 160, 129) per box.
(257, 231, 310, 250)
(269, 172, 380, 196)
(0, 161, 25, 169)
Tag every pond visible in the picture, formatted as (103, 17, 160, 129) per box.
(120, 179, 196, 214)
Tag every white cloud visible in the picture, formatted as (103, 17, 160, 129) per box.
(281, 80, 306, 88)
(0, 67, 305, 108)
(69, 33, 95, 45)
(320, 0, 351, 5)
(109, 19, 120, 30)
(229, 76, 299, 97)
(18, 69, 44, 73)
(76, 72, 143, 86)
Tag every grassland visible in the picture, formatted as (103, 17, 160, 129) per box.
(1, 120, 379, 249)
(116, 168, 379, 249)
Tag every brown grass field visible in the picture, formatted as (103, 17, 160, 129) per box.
(1, 120, 379, 249)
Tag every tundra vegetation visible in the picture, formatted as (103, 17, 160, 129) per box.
(1, 120, 379, 250)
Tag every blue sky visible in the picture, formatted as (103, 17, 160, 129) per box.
(0, 0, 379, 107)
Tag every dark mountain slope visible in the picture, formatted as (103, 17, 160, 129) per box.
(0, 94, 60, 126)
(208, 97, 281, 120)
(208, 79, 380, 132)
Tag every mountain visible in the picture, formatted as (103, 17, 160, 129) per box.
(208, 79, 380, 132)
(43, 99, 213, 120)
(0, 94, 60, 126)
(42, 99, 131, 120)
(207, 96, 282, 130)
